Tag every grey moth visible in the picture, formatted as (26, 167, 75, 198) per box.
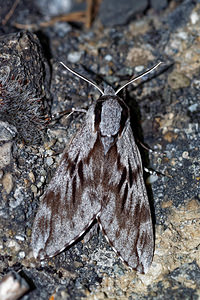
(31, 62, 161, 273)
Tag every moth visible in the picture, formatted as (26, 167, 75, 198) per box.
(31, 61, 161, 273)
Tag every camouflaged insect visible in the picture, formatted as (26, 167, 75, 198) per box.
(32, 62, 161, 273)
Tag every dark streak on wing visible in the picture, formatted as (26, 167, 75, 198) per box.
(128, 159, 133, 187)
(94, 100, 103, 132)
(117, 154, 121, 169)
(78, 160, 84, 185)
(72, 176, 76, 205)
(69, 162, 76, 176)
(140, 202, 150, 224)
(84, 135, 104, 179)
(118, 167, 127, 192)
(106, 142, 118, 165)
(133, 165, 141, 186)
(121, 182, 128, 211)
(133, 202, 140, 227)
(115, 229, 120, 238)
(69, 153, 79, 176)
(84, 135, 100, 165)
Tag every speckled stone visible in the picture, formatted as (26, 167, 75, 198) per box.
(0, 121, 17, 142)
(0, 142, 12, 169)
(0, 31, 50, 144)
(2, 173, 13, 194)
(99, 0, 148, 26)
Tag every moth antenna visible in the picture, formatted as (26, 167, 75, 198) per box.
(60, 62, 104, 95)
(115, 61, 163, 95)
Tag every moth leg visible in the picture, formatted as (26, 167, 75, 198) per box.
(136, 141, 171, 182)
(137, 140, 166, 157)
(145, 167, 172, 185)
(51, 107, 87, 122)
(71, 107, 87, 113)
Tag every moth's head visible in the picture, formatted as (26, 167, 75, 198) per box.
(103, 85, 115, 96)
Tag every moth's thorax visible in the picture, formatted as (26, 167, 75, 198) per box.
(99, 98, 122, 136)
(94, 94, 129, 154)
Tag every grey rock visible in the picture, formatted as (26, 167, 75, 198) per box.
(35, 0, 72, 16)
(0, 142, 12, 169)
(0, 121, 17, 142)
(150, 0, 168, 10)
(2, 173, 13, 194)
(0, 271, 29, 300)
(0, 31, 50, 144)
(99, 0, 148, 26)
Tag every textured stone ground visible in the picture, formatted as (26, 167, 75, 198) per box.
(0, 0, 199, 299)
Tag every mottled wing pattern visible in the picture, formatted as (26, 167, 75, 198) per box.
(32, 106, 102, 259)
(98, 122, 153, 273)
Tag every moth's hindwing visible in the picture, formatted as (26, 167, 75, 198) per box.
(98, 122, 154, 274)
(31, 104, 102, 259)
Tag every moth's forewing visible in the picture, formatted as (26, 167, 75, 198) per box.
(98, 122, 153, 273)
(31, 105, 102, 259)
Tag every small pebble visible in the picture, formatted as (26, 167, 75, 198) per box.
(29, 171, 35, 183)
(188, 103, 198, 112)
(46, 157, 54, 166)
(2, 173, 13, 194)
(37, 182, 43, 188)
(0, 142, 12, 168)
(40, 175, 45, 183)
(190, 11, 199, 24)
(40, 169, 47, 176)
(15, 235, 25, 241)
(67, 51, 82, 63)
(7, 239, 20, 251)
(35, 0, 71, 16)
(104, 54, 112, 61)
(13, 187, 24, 201)
(31, 185, 37, 194)
(182, 151, 189, 159)
(46, 149, 54, 156)
(9, 187, 24, 208)
(146, 174, 159, 184)
(135, 65, 144, 72)
(177, 31, 188, 40)
(18, 251, 26, 259)
(0, 121, 17, 141)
